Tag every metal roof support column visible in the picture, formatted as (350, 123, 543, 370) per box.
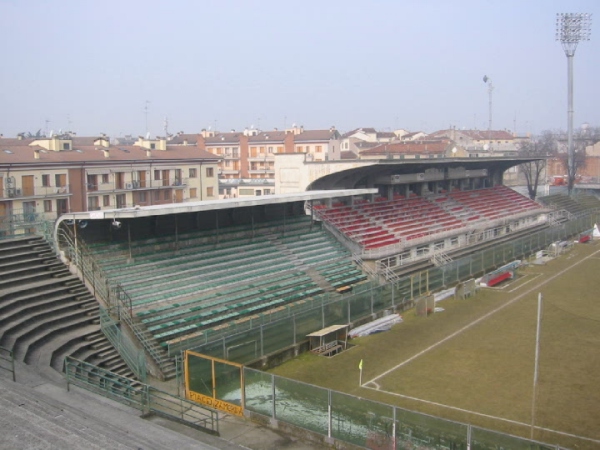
(251, 207, 255, 239)
(215, 210, 219, 244)
(175, 215, 179, 251)
(282, 203, 286, 237)
(127, 221, 132, 263)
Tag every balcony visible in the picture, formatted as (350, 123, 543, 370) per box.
(0, 185, 71, 200)
(87, 178, 189, 193)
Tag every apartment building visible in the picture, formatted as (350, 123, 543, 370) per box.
(0, 134, 220, 233)
(199, 126, 340, 197)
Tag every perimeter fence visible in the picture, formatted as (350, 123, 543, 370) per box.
(185, 213, 599, 364)
(242, 367, 564, 450)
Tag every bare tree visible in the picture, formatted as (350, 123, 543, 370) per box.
(557, 126, 600, 195)
(518, 131, 557, 200)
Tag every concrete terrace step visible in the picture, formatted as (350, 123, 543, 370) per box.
(0, 298, 98, 338)
(0, 254, 58, 273)
(4, 307, 99, 357)
(0, 292, 96, 328)
(26, 323, 101, 368)
(0, 275, 79, 300)
(0, 284, 87, 314)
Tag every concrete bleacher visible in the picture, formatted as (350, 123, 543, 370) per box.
(538, 192, 600, 216)
(0, 236, 134, 377)
(88, 216, 367, 349)
(314, 186, 545, 251)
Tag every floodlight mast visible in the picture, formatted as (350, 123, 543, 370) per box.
(556, 13, 592, 195)
(483, 75, 493, 134)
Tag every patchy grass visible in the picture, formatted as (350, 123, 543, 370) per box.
(270, 242, 600, 449)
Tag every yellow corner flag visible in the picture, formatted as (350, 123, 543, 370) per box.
(359, 359, 363, 370)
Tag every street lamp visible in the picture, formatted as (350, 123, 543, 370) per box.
(556, 13, 592, 194)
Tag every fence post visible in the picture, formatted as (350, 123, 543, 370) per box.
(260, 325, 264, 357)
(271, 373, 276, 420)
(467, 424, 472, 449)
(327, 389, 332, 439)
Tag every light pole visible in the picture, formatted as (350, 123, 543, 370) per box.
(483, 75, 493, 134)
(556, 13, 592, 195)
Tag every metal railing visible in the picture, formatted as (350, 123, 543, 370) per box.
(57, 226, 171, 377)
(0, 346, 16, 382)
(100, 308, 147, 382)
(0, 184, 71, 199)
(64, 357, 218, 435)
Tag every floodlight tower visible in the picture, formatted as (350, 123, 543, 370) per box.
(556, 13, 592, 194)
(483, 75, 493, 134)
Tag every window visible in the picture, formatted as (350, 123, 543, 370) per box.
(207, 186, 214, 197)
(268, 147, 273, 153)
(277, 146, 283, 153)
(316, 145, 322, 152)
(297, 146, 303, 152)
(42, 175, 50, 187)
(164, 190, 170, 200)
(154, 170, 161, 180)
(62, 142, 70, 150)
(44, 200, 52, 212)
(138, 191, 147, 202)
(88, 196, 100, 211)
(264, 189, 271, 195)
(189, 168, 197, 178)
(153, 191, 160, 200)
(190, 188, 197, 198)
(103, 195, 110, 207)
(55, 174, 66, 187)
(150, 143, 156, 149)
(102, 174, 109, 184)
(206, 167, 214, 177)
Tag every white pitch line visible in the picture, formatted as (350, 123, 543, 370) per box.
(362, 386, 600, 445)
(508, 273, 543, 293)
(365, 248, 600, 386)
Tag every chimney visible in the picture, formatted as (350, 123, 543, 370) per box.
(34, 149, 40, 159)
(103, 149, 109, 158)
(183, 139, 188, 145)
(17, 134, 23, 140)
(146, 149, 152, 157)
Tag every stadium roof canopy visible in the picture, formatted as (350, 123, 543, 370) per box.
(308, 156, 542, 190)
(55, 188, 377, 225)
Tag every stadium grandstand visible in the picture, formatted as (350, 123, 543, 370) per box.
(38, 156, 585, 378)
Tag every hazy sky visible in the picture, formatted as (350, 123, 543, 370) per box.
(1, 0, 598, 138)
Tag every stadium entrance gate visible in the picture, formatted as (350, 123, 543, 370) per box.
(184, 350, 244, 416)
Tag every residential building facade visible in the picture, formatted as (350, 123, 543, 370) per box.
(0, 134, 220, 235)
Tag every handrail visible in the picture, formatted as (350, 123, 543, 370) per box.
(100, 308, 147, 382)
(64, 356, 218, 435)
(57, 225, 170, 376)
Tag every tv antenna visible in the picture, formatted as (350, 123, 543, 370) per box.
(164, 116, 169, 138)
(144, 100, 151, 135)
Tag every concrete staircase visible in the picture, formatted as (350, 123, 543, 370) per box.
(0, 236, 136, 378)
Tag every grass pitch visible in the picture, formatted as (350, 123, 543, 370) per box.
(270, 242, 600, 449)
